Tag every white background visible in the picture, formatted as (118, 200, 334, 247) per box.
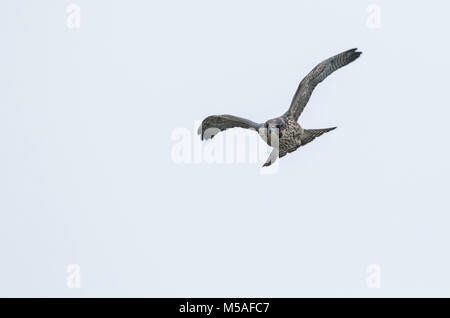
(1, 0, 449, 297)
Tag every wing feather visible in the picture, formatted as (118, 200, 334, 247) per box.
(197, 115, 261, 140)
(286, 48, 362, 121)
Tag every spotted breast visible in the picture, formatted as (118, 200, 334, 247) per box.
(278, 118, 303, 158)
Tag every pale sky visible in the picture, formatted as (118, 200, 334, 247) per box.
(1, 0, 449, 297)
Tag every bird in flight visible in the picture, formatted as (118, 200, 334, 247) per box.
(198, 48, 362, 167)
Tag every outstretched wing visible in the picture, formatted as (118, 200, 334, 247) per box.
(286, 48, 362, 121)
(197, 115, 262, 140)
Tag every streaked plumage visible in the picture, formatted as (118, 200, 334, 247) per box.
(198, 48, 362, 166)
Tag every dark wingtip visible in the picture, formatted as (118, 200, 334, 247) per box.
(197, 124, 204, 140)
(351, 48, 362, 57)
(198, 126, 217, 141)
(345, 48, 362, 63)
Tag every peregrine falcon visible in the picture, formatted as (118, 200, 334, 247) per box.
(198, 48, 362, 167)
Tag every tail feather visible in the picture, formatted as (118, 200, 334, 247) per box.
(300, 127, 336, 147)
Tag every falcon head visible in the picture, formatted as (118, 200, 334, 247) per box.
(262, 118, 285, 146)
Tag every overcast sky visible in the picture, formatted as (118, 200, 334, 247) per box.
(1, 0, 450, 297)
